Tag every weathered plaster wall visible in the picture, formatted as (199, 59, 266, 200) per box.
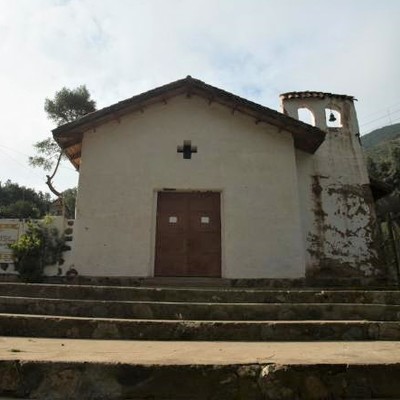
(71, 95, 305, 278)
(282, 96, 382, 282)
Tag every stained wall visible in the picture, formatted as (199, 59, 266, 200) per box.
(282, 95, 383, 283)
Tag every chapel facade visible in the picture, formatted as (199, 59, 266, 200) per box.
(53, 76, 383, 284)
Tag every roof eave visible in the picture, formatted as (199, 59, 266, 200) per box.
(53, 77, 326, 168)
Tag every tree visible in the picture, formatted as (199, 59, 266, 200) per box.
(29, 137, 64, 172)
(29, 85, 96, 197)
(44, 85, 96, 126)
(0, 180, 51, 219)
(62, 187, 77, 219)
(367, 141, 400, 196)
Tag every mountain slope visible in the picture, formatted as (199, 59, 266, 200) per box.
(361, 123, 400, 149)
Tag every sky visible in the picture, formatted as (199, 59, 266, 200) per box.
(1, 0, 399, 195)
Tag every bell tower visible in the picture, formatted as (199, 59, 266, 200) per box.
(279, 91, 383, 284)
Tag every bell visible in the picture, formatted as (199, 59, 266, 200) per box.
(329, 112, 337, 122)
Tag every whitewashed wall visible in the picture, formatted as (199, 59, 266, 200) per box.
(71, 95, 305, 278)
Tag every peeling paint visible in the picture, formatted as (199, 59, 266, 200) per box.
(285, 93, 386, 284)
(307, 181, 381, 280)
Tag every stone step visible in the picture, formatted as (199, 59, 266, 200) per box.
(1, 338, 400, 399)
(0, 313, 399, 341)
(1, 282, 400, 304)
(1, 296, 400, 321)
(4, 361, 400, 400)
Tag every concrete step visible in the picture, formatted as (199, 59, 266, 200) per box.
(0, 313, 399, 341)
(1, 296, 400, 321)
(1, 282, 400, 304)
(1, 338, 400, 399)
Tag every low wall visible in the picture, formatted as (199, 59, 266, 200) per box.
(0, 217, 74, 277)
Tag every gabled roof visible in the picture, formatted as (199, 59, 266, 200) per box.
(53, 76, 326, 169)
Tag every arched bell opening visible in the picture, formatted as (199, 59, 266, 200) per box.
(325, 109, 342, 128)
(297, 107, 316, 127)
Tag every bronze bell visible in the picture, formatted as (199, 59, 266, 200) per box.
(329, 112, 337, 122)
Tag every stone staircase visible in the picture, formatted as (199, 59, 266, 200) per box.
(0, 281, 400, 399)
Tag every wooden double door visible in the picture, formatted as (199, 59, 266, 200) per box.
(155, 192, 221, 277)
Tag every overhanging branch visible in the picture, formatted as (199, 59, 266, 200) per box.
(45, 151, 63, 198)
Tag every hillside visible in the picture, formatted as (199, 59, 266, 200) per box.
(362, 122, 400, 163)
(361, 122, 400, 149)
(362, 122, 400, 206)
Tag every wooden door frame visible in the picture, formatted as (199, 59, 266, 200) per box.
(151, 189, 224, 278)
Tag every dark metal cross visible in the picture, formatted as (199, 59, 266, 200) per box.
(177, 140, 197, 159)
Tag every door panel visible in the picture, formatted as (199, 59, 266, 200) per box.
(155, 192, 221, 277)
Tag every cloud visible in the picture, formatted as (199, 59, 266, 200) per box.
(0, 0, 399, 193)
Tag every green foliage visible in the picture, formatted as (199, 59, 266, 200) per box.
(367, 140, 400, 196)
(361, 123, 400, 149)
(9, 217, 65, 282)
(62, 187, 77, 219)
(1, 200, 41, 220)
(364, 123, 400, 198)
(30, 85, 96, 172)
(361, 124, 400, 277)
(44, 85, 96, 127)
(29, 138, 65, 171)
(0, 180, 51, 219)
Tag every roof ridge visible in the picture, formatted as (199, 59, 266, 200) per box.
(280, 91, 355, 101)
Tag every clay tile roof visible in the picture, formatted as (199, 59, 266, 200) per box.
(280, 91, 355, 101)
(53, 76, 326, 169)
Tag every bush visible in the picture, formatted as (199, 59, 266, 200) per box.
(9, 217, 64, 282)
